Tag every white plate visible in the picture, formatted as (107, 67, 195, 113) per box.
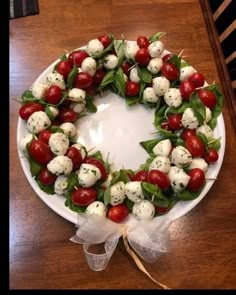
(17, 48, 226, 225)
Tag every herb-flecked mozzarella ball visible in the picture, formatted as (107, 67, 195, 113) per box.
(147, 57, 163, 74)
(86, 39, 104, 57)
(54, 175, 68, 195)
(149, 156, 171, 173)
(148, 41, 164, 58)
(132, 200, 155, 221)
(125, 41, 139, 60)
(68, 88, 86, 102)
(59, 122, 77, 138)
(152, 76, 170, 96)
(205, 107, 212, 123)
(103, 54, 118, 70)
(71, 143, 87, 159)
(46, 72, 66, 90)
(77, 163, 101, 187)
(18, 133, 33, 153)
(196, 124, 213, 139)
(47, 155, 73, 175)
(129, 67, 140, 83)
(81, 57, 97, 77)
(124, 181, 144, 203)
(168, 166, 190, 192)
(48, 106, 59, 118)
(188, 158, 208, 173)
(182, 108, 199, 129)
(31, 83, 49, 99)
(27, 111, 51, 134)
(164, 88, 183, 107)
(110, 181, 125, 206)
(171, 146, 192, 168)
(179, 65, 196, 81)
(143, 87, 159, 103)
(49, 132, 69, 156)
(153, 139, 172, 156)
(69, 101, 86, 114)
(85, 201, 106, 217)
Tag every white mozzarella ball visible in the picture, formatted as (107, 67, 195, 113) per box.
(69, 101, 86, 114)
(110, 181, 125, 206)
(72, 143, 87, 159)
(168, 166, 190, 192)
(68, 88, 86, 102)
(143, 87, 159, 103)
(171, 146, 192, 168)
(47, 155, 73, 175)
(27, 111, 51, 134)
(196, 124, 213, 139)
(153, 139, 172, 156)
(124, 181, 144, 203)
(148, 41, 164, 58)
(49, 132, 69, 156)
(149, 156, 171, 173)
(188, 158, 208, 173)
(179, 66, 196, 81)
(132, 200, 155, 221)
(54, 175, 68, 195)
(129, 67, 140, 83)
(182, 108, 199, 129)
(81, 57, 97, 77)
(46, 72, 65, 89)
(205, 107, 212, 123)
(164, 88, 183, 107)
(147, 57, 163, 74)
(59, 122, 77, 138)
(86, 39, 104, 57)
(48, 106, 59, 118)
(103, 54, 118, 70)
(152, 76, 170, 96)
(100, 173, 112, 188)
(18, 133, 34, 153)
(86, 201, 106, 217)
(31, 83, 49, 99)
(77, 163, 101, 187)
(124, 41, 139, 60)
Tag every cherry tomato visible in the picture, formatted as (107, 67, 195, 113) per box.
(179, 80, 196, 100)
(187, 168, 205, 191)
(137, 36, 149, 48)
(56, 60, 72, 79)
(28, 139, 54, 165)
(19, 102, 44, 120)
(181, 128, 196, 141)
(126, 81, 140, 96)
(147, 170, 170, 190)
(38, 130, 52, 144)
(38, 168, 57, 186)
(58, 109, 78, 123)
(133, 170, 148, 182)
(188, 72, 205, 88)
(86, 84, 97, 95)
(71, 187, 97, 206)
(68, 50, 88, 67)
(135, 48, 151, 66)
(185, 135, 205, 157)
(121, 61, 132, 75)
(98, 34, 111, 48)
(126, 172, 135, 181)
(45, 85, 62, 104)
(162, 53, 173, 63)
(167, 114, 182, 130)
(108, 204, 129, 223)
(198, 89, 217, 109)
(93, 69, 106, 85)
(160, 121, 170, 131)
(155, 206, 169, 214)
(83, 157, 107, 181)
(204, 148, 219, 163)
(73, 72, 93, 89)
(65, 147, 83, 170)
(161, 63, 179, 81)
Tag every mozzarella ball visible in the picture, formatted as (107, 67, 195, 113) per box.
(148, 41, 164, 58)
(168, 166, 190, 192)
(205, 107, 212, 123)
(68, 88, 86, 102)
(86, 201, 106, 217)
(59, 122, 77, 138)
(48, 106, 59, 118)
(31, 83, 49, 99)
(143, 87, 159, 103)
(18, 133, 34, 153)
(81, 57, 97, 77)
(196, 124, 213, 139)
(171, 146, 192, 168)
(130, 67, 140, 83)
(179, 66, 196, 81)
(100, 173, 112, 189)
(110, 181, 125, 206)
(147, 57, 163, 74)
(54, 175, 68, 195)
(125, 41, 139, 60)
(153, 139, 172, 156)
(27, 111, 51, 134)
(69, 101, 86, 114)
(86, 39, 104, 57)
(152, 76, 170, 96)
(49, 132, 69, 156)
(103, 54, 118, 70)
(182, 108, 199, 129)
(188, 158, 208, 173)
(164, 88, 183, 107)
(149, 156, 171, 173)
(47, 155, 73, 175)
(132, 200, 155, 221)
(46, 72, 65, 89)
(124, 181, 144, 203)
(77, 163, 101, 187)
(72, 143, 87, 159)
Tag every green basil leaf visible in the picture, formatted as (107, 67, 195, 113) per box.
(139, 81, 146, 98)
(149, 32, 166, 43)
(89, 151, 104, 162)
(154, 105, 168, 128)
(67, 65, 78, 89)
(114, 67, 126, 97)
(48, 125, 64, 133)
(114, 39, 125, 66)
(67, 172, 79, 192)
(207, 137, 221, 151)
(36, 180, 55, 195)
(171, 137, 185, 147)
(137, 65, 152, 83)
(94, 35, 114, 59)
(28, 157, 44, 177)
(197, 131, 208, 149)
(139, 138, 163, 154)
(59, 53, 67, 61)
(21, 89, 34, 100)
(98, 70, 116, 90)
(168, 54, 182, 69)
(177, 190, 200, 200)
(167, 102, 190, 114)
(124, 198, 134, 211)
(180, 61, 190, 68)
(125, 96, 141, 106)
(206, 84, 223, 129)
(110, 169, 130, 185)
(156, 127, 178, 139)
(45, 104, 55, 121)
(104, 187, 111, 206)
(139, 155, 156, 171)
(85, 95, 97, 113)
(190, 92, 206, 125)
(141, 182, 169, 207)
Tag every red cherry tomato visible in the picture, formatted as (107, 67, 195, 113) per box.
(162, 53, 173, 63)
(121, 61, 132, 76)
(133, 170, 148, 182)
(187, 168, 205, 191)
(19, 102, 44, 120)
(73, 72, 93, 89)
(71, 187, 97, 206)
(126, 81, 140, 96)
(185, 135, 205, 157)
(161, 63, 179, 81)
(98, 34, 111, 48)
(83, 157, 107, 181)
(179, 80, 196, 100)
(56, 61, 72, 79)
(93, 69, 106, 85)
(181, 128, 196, 141)
(65, 147, 83, 170)
(203, 148, 219, 163)
(198, 89, 217, 109)
(167, 114, 182, 130)
(137, 36, 150, 48)
(108, 204, 129, 223)
(38, 168, 57, 186)
(147, 170, 170, 190)
(28, 139, 54, 165)
(86, 84, 97, 95)
(58, 109, 78, 123)
(45, 85, 62, 105)
(135, 48, 151, 66)
(68, 50, 88, 67)
(188, 72, 205, 88)
(38, 130, 52, 144)
(155, 206, 169, 214)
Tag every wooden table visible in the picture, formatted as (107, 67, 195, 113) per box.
(10, 0, 236, 289)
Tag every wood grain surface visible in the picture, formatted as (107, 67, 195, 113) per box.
(10, 0, 236, 289)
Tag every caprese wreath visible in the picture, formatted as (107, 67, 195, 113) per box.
(18, 32, 223, 223)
